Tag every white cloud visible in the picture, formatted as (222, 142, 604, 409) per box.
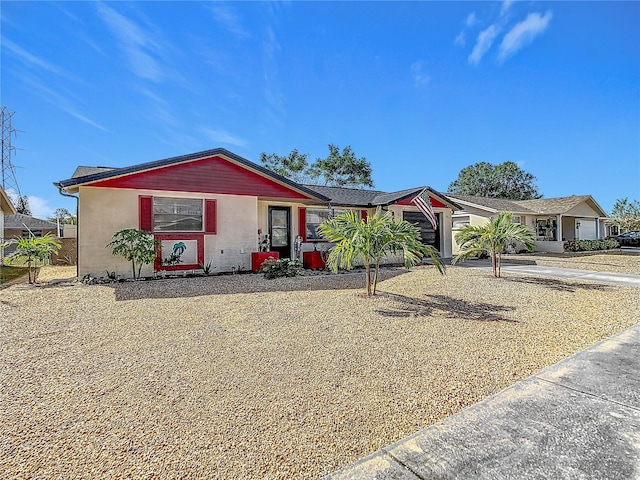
(454, 31, 466, 47)
(501, 0, 515, 16)
(411, 60, 431, 86)
(468, 25, 500, 65)
(498, 11, 553, 63)
(96, 2, 166, 82)
(200, 128, 247, 148)
(466, 13, 478, 27)
(2, 37, 76, 81)
(27, 196, 55, 220)
(207, 4, 250, 39)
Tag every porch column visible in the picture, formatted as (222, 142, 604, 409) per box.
(556, 215, 562, 241)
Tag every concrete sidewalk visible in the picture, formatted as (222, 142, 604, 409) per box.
(322, 323, 640, 479)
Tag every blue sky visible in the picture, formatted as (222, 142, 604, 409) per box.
(1, 1, 638, 218)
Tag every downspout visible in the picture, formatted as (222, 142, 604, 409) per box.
(54, 182, 79, 279)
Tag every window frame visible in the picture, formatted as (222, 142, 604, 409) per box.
(305, 207, 356, 242)
(152, 197, 204, 233)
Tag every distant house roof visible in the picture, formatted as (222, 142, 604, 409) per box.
(514, 195, 607, 216)
(447, 194, 536, 214)
(0, 187, 17, 215)
(5, 213, 57, 230)
(72, 166, 116, 179)
(448, 194, 608, 217)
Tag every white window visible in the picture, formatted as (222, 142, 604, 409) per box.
(153, 197, 203, 232)
(306, 208, 351, 241)
(512, 216, 522, 225)
(452, 216, 470, 229)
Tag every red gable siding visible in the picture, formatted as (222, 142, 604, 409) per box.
(396, 196, 446, 208)
(86, 155, 313, 199)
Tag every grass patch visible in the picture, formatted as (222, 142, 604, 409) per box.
(0, 265, 29, 285)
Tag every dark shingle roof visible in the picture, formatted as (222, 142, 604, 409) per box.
(446, 194, 537, 214)
(304, 185, 460, 209)
(301, 185, 384, 206)
(5, 213, 57, 230)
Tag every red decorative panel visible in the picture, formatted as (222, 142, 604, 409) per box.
(396, 196, 446, 208)
(205, 199, 217, 234)
(298, 207, 306, 241)
(154, 233, 205, 271)
(361, 210, 368, 221)
(87, 155, 314, 199)
(139, 195, 152, 231)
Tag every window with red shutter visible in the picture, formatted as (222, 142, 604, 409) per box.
(205, 199, 217, 234)
(139, 196, 152, 231)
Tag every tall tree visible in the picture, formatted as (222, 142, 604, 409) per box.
(48, 208, 77, 225)
(259, 149, 310, 184)
(448, 161, 541, 200)
(608, 198, 640, 232)
(452, 212, 536, 278)
(308, 144, 374, 188)
(319, 207, 444, 296)
(14, 195, 32, 215)
(260, 144, 374, 188)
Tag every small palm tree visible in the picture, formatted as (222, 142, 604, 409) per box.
(319, 207, 444, 296)
(453, 212, 535, 277)
(2, 234, 62, 283)
(106, 228, 159, 279)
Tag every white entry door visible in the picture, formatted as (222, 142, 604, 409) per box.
(577, 219, 597, 240)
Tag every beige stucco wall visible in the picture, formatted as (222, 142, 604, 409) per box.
(78, 186, 259, 278)
(566, 202, 600, 218)
(0, 210, 4, 260)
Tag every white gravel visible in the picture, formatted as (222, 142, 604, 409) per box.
(1, 264, 638, 478)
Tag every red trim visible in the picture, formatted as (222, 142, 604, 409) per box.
(87, 155, 315, 200)
(298, 207, 307, 241)
(154, 233, 205, 271)
(205, 199, 217, 234)
(139, 195, 152, 231)
(396, 196, 446, 208)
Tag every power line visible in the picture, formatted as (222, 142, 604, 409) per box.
(1, 105, 22, 197)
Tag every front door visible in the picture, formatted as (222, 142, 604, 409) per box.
(269, 206, 291, 259)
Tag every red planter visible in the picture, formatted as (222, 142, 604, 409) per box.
(251, 252, 279, 272)
(303, 251, 325, 269)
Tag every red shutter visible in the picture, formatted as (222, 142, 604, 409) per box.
(139, 196, 152, 232)
(205, 199, 217, 234)
(361, 210, 368, 222)
(298, 207, 307, 241)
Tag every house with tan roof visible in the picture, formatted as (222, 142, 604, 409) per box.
(56, 148, 460, 279)
(447, 194, 610, 253)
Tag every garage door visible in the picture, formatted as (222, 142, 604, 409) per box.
(577, 219, 597, 240)
(403, 211, 440, 251)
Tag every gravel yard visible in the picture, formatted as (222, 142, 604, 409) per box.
(1, 264, 638, 478)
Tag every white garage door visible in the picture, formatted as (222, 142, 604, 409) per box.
(577, 219, 597, 240)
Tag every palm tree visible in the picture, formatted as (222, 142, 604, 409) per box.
(2, 234, 62, 283)
(319, 207, 445, 296)
(453, 212, 535, 277)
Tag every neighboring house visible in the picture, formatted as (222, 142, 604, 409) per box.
(3, 214, 59, 256)
(0, 187, 18, 261)
(448, 194, 610, 254)
(55, 148, 460, 279)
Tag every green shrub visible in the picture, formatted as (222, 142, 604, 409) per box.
(261, 258, 303, 279)
(564, 239, 619, 252)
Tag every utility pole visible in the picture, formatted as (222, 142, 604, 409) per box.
(1, 106, 21, 196)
